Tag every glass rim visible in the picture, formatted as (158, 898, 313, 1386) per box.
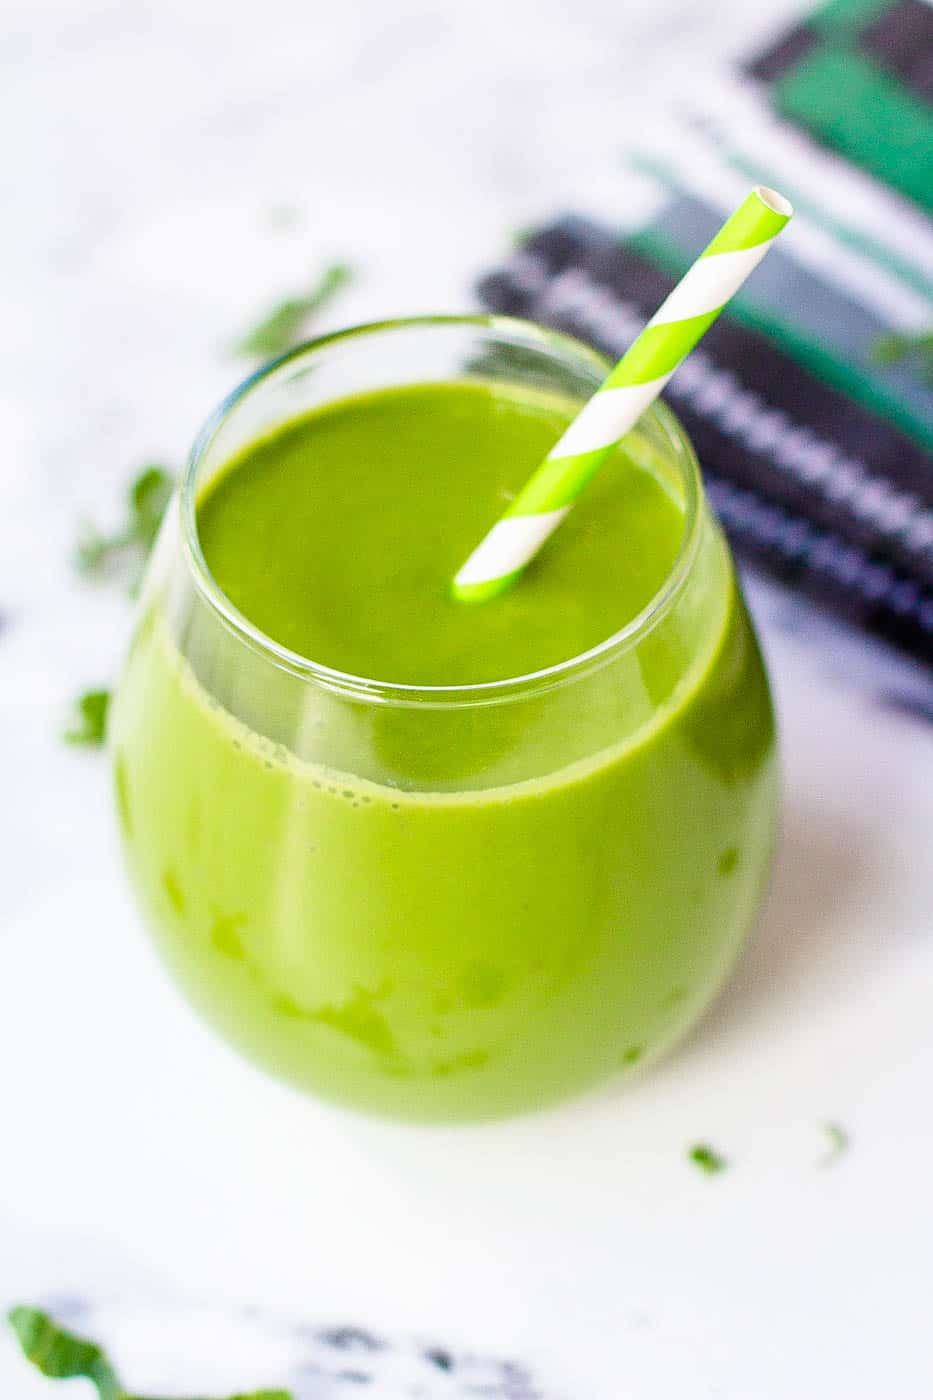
(180, 313, 705, 709)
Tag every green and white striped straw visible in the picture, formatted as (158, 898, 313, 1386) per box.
(453, 185, 793, 602)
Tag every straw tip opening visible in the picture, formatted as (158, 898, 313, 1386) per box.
(754, 185, 794, 219)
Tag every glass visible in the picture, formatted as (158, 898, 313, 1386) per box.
(110, 316, 778, 1121)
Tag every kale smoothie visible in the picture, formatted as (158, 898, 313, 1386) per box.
(111, 333, 777, 1120)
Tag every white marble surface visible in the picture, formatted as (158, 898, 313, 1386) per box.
(2, 2, 933, 1397)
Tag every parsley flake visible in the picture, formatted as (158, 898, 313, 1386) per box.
(64, 689, 111, 747)
(77, 464, 175, 595)
(7, 1307, 293, 1400)
(688, 1143, 728, 1174)
(821, 1122, 850, 1166)
(872, 329, 933, 384)
(235, 262, 354, 359)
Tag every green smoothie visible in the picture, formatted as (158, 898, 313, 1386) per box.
(111, 376, 777, 1119)
(196, 382, 685, 685)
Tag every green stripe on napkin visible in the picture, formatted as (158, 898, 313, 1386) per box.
(774, 49, 933, 210)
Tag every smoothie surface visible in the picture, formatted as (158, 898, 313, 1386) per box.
(197, 381, 686, 685)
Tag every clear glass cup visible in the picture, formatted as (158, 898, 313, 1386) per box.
(110, 316, 778, 1121)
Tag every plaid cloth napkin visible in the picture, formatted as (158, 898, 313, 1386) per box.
(479, 0, 933, 679)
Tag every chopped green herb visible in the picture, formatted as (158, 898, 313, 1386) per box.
(77, 464, 175, 594)
(7, 1307, 293, 1400)
(235, 262, 355, 359)
(64, 689, 111, 747)
(8, 1308, 123, 1400)
(509, 225, 536, 249)
(211, 1392, 292, 1399)
(688, 1143, 727, 1174)
(822, 1121, 850, 1166)
(872, 329, 933, 384)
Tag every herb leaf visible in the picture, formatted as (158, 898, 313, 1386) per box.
(509, 225, 536, 249)
(134, 1393, 293, 1400)
(7, 1307, 295, 1400)
(872, 329, 933, 384)
(235, 262, 354, 359)
(77, 464, 175, 595)
(688, 1143, 727, 1174)
(8, 1308, 123, 1400)
(203, 1393, 292, 1400)
(129, 467, 175, 547)
(64, 689, 111, 747)
(822, 1121, 849, 1166)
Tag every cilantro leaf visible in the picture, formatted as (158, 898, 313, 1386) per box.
(210, 1393, 292, 1400)
(872, 329, 933, 384)
(509, 225, 536, 249)
(77, 464, 175, 595)
(64, 689, 111, 747)
(8, 1308, 123, 1400)
(688, 1143, 727, 1174)
(7, 1307, 295, 1400)
(129, 466, 175, 549)
(235, 262, 354, 359)
(821, 1121, 849, 1166)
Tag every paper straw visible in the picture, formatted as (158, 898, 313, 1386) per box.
(452, 185, 793, 602)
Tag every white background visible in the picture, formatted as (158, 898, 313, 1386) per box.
(2, 2, 932, 1396)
